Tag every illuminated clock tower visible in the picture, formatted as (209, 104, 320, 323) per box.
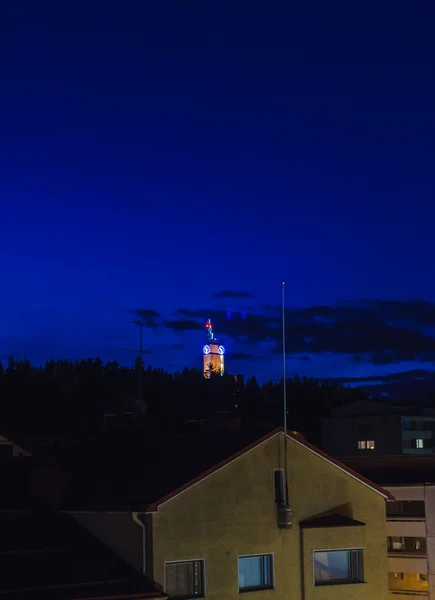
(202, 319, 225, 377)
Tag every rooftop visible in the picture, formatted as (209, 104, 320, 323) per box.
(0, 509, 164, 600)
(0, 425, 391, 512)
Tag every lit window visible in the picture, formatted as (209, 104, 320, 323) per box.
(416, 439, 424, 449)
(165, 560, 205, 598)
(238, 555, 273, 591)
(314, 549, 364, 586)
(367, 440, 375, 450)
(357, 441, 366, 449)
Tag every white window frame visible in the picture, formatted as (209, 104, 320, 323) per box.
(312, 547, 365, 587)
(237, 552, 275, 592)
(164, 558, 206, 598)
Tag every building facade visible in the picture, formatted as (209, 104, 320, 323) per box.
(72, 429, 391, 600)
(322, 399, 435, 457)
(341, 455, 435, 599)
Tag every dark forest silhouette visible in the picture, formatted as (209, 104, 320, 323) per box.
(0, 357, 368, 449)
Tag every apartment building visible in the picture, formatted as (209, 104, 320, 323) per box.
(322, 399, 435, 457)
(342, 454, 435, 599)
(42, 426, 394, 600)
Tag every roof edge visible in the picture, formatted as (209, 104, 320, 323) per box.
(284, 429, 394, 501)
(146, 425, 394, 511)
(147, 428, 282, 511)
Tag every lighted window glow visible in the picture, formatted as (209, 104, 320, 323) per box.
(358, 440, 375, 450)
(416, 439, 424, 448)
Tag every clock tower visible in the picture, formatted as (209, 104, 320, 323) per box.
(202, 319, 225, 377)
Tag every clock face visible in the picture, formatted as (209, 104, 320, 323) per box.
(218, 345, 225, 355)
(203, 344, 211, 355)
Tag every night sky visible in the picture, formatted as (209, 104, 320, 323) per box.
(1, 2, 434, 386)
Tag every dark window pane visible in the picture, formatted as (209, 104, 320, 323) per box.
(274, 470, 285, 503)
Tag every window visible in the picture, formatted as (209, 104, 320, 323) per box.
(274, 470, 285, 503)
(238, 555, 273, 591)
(314, 549, 364, 586)
(416, 439, 424, 449)
(357, 440, 375, 450)
(165, 560, 205, 598)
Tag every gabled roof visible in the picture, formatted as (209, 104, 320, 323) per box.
(143, 428, 393, 510)
(0, 426, 392, 512)
(300, 514, 365, 529)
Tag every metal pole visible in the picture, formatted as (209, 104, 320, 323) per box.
(282, 280, 287, 434)
(139, 322, 143, 402)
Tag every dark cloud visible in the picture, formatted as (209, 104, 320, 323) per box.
(212, 291, 254, 299)
(164, 319, 203, 332)
(332, 369, 432, 384)
(134, 309, 161, 329)
(230, 352, 260, 362)
(143, 299, 435, 368)
(328, 369, 435, 402)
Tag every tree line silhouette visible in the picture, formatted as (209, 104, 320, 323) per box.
(0, 357, 367, 448)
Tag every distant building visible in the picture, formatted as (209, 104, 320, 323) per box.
(202, 318, 225, 377)
(341, 454, 435, 599)
(322, 399, 435, 457)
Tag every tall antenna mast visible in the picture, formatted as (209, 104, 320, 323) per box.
(282, 281, 287, 434)
(117, 321, 151, 402)
(276, 280, 292, 529)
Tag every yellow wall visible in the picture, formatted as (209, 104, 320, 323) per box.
(152, 432, 388, 600)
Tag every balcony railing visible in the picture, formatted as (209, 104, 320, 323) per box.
(389, 591, 428, 597)
(388, 516, 425, 522)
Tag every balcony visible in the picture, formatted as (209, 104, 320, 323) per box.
(387, 521, 426, 538)
(389, 572, 429, 598)
(388, 557, 427, 574)
(389, 592, 428, 599)
(388, 537, 426, 554)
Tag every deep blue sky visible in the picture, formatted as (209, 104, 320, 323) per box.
(1, 1, 434, 385)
